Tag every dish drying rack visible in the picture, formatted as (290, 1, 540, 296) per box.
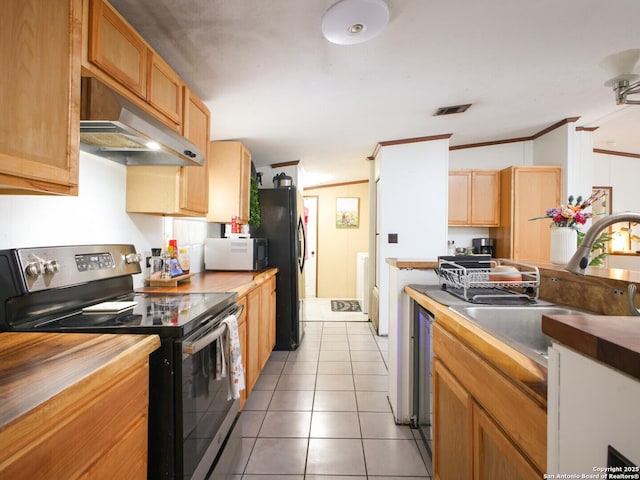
(436, 258, 540, 304)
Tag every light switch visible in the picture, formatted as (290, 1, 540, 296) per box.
(388, 233, 398, 244)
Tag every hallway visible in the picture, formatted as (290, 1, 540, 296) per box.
(223, 298, 432, 478)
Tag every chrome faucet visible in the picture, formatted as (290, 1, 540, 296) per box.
(565, 212, 640, 316)
(565, 211, 640, 275)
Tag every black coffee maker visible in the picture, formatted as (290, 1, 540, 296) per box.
(472, 238, 495, 257)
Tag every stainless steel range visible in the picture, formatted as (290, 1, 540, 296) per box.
(0, 244, 242, 480)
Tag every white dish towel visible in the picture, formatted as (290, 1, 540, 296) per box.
(220, 314, 246, 400)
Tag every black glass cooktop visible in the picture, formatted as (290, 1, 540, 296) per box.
(29, 292, 236, 337)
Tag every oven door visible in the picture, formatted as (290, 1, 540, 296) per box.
(176, 305, 243, 480)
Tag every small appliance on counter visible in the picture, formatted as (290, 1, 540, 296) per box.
(204, 237, 268, 271)
(472, 237, 495, 256)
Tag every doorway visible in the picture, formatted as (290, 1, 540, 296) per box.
(303, 196, 318, 298)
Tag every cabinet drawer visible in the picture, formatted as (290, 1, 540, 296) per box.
(78, 414, 148, 479)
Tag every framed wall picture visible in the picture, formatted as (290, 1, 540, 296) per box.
(336, 197, 359, 228)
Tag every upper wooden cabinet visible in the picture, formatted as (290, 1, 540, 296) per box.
(0, 0, 81, 195)
(125, 163, 209, 216)
(207, 141, 252, 224)
(490, 166, 561, 262)
(148, 52, 183, 126)
(87, 0, 147, 99)
(87, 0, 210, 216)
(179, 88, 211, 214)
(449, 170, 500, 227)
(85, 0, 188, 130)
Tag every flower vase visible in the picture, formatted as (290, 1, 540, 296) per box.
(549, 226, 578, 265)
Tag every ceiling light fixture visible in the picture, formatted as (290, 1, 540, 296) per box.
(321, 0, 390, 45)
(601, 49, 640, 105)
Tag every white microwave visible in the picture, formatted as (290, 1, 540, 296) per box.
(204, 238, 268, 271)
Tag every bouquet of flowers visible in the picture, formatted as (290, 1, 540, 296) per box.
(530, 189, 607, 230)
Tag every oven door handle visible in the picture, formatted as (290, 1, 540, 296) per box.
(182, 304, 244, 356)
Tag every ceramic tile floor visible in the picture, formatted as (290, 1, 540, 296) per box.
(218, 299, 432, 479)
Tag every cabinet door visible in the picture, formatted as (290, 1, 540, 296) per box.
(259, 276, 276, 369)
(180, 89, 210, 214)
(237, 297, 248, 410)
(470, 171, 500, 226)
(448, 171, 472, 225)
(269, 277, 276, 351)
(472, 402, 540, 480)
(207, 141, 251, 223)
(245, 288, 261, 394)
(88, 0, 148, 99)
(1, 0, 80, 195)
(432, 358, 472, 480)
(148, 52, 183, 126)
(238, 144, 252, 223)
(512, 167, 560, 261)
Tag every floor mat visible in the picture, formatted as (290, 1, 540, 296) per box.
(331, 299, 361, 312)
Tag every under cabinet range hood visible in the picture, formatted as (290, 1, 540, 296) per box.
(79, 77, 204, 167)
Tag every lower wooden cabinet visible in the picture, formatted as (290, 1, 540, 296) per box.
(237, 296, 248, 410)
(0, 333, 158, 479)
(259, 276, 276, 370)
(239, 273, 277, 409)
(432, 358, 472, 480)
(472, 402, 540, 480)
(245, 287, 261, 394)
(432, 323, 544, 479)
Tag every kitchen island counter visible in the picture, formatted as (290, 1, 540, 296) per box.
(406, 285, 548, 475)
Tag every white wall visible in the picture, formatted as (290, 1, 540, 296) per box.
(449, 141, 533, 170)
(533, 122, 575, 200)
(256, 163, 306, 194)
(593, 151, 640, 213)
(0, 152, 208, 287)
(376, 138, 449, 335)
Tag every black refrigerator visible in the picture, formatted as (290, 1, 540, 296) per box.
(254, 187, 306, 350)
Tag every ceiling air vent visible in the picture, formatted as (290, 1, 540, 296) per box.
(434, 104, 472, 116)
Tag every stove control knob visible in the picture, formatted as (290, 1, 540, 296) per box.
(25, 262, 42, 278)
(125, 253, 143, 264)
(43, 260, 59, 274)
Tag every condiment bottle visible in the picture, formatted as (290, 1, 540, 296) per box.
(150, 248, 163, 279)
(161, 252, 172, 280)
(178, 248, 190, 274)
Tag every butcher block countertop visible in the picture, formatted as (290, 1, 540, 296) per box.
(542, 314, 640, 381)
(136, 268, 278, 297)
(0, 332, 160, 432)
(385, 258, 438, 269)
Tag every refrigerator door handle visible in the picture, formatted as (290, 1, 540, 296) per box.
(297, 216, 306, 273)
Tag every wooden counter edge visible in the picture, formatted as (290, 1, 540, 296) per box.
(405, 285, 548, 404)
(386, 258, 438, 269)
(136, 268, 278, 298)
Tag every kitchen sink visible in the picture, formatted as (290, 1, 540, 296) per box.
(449, 305, 586, 365)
